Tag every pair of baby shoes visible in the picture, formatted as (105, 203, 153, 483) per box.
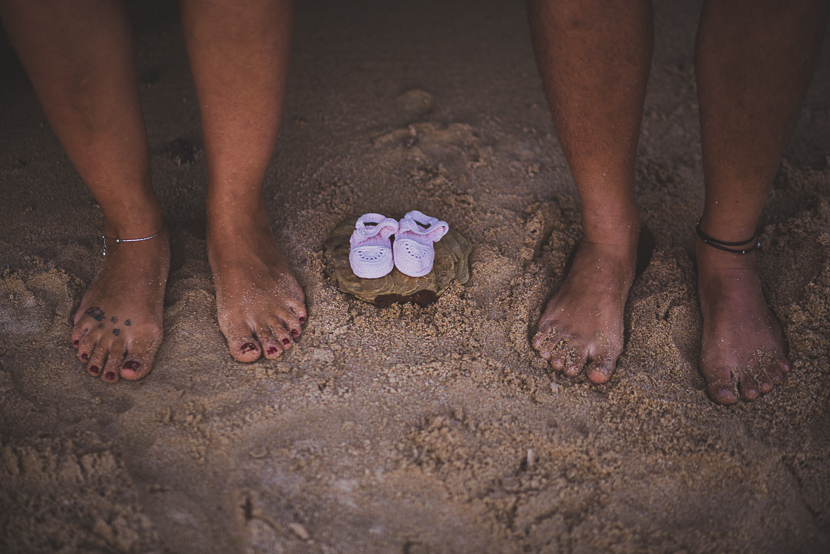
(349, 210, 449, 279)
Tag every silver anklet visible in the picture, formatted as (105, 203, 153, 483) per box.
(102, 229, 162, 256)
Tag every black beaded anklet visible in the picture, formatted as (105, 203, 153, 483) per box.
(695, 219, 760, 255)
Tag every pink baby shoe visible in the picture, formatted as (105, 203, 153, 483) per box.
(393, 210, 449, 277)
(349, 213, 399, 279)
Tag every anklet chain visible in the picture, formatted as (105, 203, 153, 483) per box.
(695, 219, 760, 255)
(102, 229, 162, 256)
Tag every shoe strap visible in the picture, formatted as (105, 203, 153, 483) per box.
(352, 213, 398, 243)
(398, 211, 448, 240)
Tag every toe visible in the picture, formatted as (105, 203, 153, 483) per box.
(557, 343, 587, 378)
(738, 371, 760, 401)
(532, 335, 553, 361)
(532, 327, 553, 352)
(101, 344, 126, 384)
(757, 368, 774, 395)
(87, 346, 107, 378)
(561, 359, 583, 378)
(233, 338, 262, 363)
(704, 366, 738, 405)
(283, 313, 303, 340)
(71, 326, 86, 350)
(256, 324, 284, 360)
(77, 334, 95, 364)
(708, 385, 738, 405)
(220, 316, 262, 362)
(119, 337, 158, 381)
(290, 304, 307, 328)
(269, 319, 293, 351)
(120, 359, 150, 380)
(277, 302, 302, 334)
(586, 356, 616, 384)
(769, 359, 787, 385)
(225, 329, 262, 362)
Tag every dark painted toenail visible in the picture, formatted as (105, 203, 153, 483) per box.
(80, 353, 89, 361)
(299, 316, 305, 323)
(241, 342, 257, 353)
(267, 346, 279, 355)
(73, 340, 79, 347)
(291, 329, 299, 337)
(104, 371, 117, 380)
(282, 338, 290, 345)
(89, 365, 100, 375)
(122, 360, 140, 371)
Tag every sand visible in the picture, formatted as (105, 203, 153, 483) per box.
(1, 1, 829, 552)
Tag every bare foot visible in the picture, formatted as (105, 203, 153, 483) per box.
(532, 232, 637, 384)
(72, 228, 169, 383)
(696, 240, 789, 405)
(208, 209, 306, 363)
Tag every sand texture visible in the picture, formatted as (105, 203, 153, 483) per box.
(1, 1, 829, 552)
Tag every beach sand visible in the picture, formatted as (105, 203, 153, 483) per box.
(1, 1, 829, 552)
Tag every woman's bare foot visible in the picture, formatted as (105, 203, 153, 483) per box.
(72, 227, 169, 383)
(696, 239, 789, 405)
(208, 208, 306, 363)
(532, 227, 638, 384)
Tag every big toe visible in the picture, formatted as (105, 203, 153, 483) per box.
(704, 367, 738, 405)
(119, 339, 159, 380)
(586, 357, 616, 384)
(222, 319, 262, 362)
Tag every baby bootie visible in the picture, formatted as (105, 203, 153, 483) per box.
(393, 210, 449, 277)
(349, 213, 399, 279)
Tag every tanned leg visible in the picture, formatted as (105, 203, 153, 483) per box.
(180, 0, 305, 362)
(695, 0, 827, 404)
(528, 0, 652, 383)
(0, 0, 168, 383)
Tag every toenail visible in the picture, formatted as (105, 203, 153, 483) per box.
(122, 360, 140, 371)
(299, 316, 306, 323)
(89, 365, 100, 375)
(267, 346, 279, 355)
(73, 340, 79, 347)
(80, 353, 89, 361)
(290, 329, 299, 337)
(241, 342, 257, 353)
(282, 338, 290, 345)
(104, 371, 117, 381)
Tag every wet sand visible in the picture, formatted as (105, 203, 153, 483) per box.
(1, 1, 829, 552)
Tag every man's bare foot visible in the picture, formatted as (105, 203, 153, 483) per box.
(532, 229, 638, 384)
(696, 239, 789, 405)
(72, 227, 169, 383)
(208, 209, 306, 363)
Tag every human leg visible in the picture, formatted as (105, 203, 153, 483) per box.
(180, 0, 305, 362)
(694, 0, 828, 404)
(527, 0, 652, 382)
(0, 0, 168, 382)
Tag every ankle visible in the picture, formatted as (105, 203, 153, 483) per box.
(207, 200, 270, 230)
(101, 203, 164, 240)
(581, 218, 640, 251)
